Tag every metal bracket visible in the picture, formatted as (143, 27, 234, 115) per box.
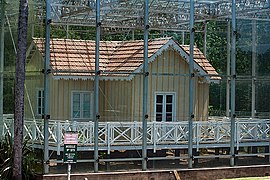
(42, 114, 50, 120)
(41, 69, 51, 74)
(145, 72, 149, 77)
(96, 70, 101, 75)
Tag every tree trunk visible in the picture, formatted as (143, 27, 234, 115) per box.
(13, 0, 28, 179)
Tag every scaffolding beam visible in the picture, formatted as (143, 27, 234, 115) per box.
(142, 0, 149, 171)
(94, 0, 101, 173)
(230, 0, 237, 167)
(188, 0, 195, 169)
(43, 0, 51, 173)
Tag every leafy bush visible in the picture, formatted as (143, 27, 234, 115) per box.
(0, 134, 42, 179)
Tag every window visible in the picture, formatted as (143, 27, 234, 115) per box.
(155, 93, 175, 122)
(36, 89, 44, 116)
(72, 91, 93, 120)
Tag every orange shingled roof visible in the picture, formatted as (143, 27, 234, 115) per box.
(32, 37, 219, 81)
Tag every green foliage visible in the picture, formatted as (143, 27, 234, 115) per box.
(0, 135, 42, 180)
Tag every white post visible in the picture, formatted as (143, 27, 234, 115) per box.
(67, 163, 71, 180)
(57, 121, 61, 155)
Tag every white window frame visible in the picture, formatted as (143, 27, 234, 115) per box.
(36, 88, 44, 116)
(154, 92, 176, 122)
(71, 91, 94, 121)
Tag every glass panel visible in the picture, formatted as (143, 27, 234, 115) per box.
(83, 93, 91, 118)
(38, 107, 41, 115)
(166, 104, 172, 112)
(73, 93, 80, 118)
(83, 110, 90, 118)
(166, 113, 172, 122)
(156, 105, 162, 113)
(156, 114, 162, 121)
(38, 98, 41, 106)
(166, 95, 172, 103)
(156, 95, 163, 103)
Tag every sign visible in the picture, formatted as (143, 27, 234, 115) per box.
(64, 144, 77, 163)
(64, 132, 78, 144)
(63, 131, 78, 163)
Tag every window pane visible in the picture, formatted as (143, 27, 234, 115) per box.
(83, 93, 91, 118)
(166, 113, 172, 121)
(156, 95, 163, 103)
(83, 110, 90, 118)
(156, 105, 162, 113)
(38, 107, 41, 115)
(166, 105, 172, 112)
(166, 95, 173, 103)
(156, 114, 162, 121)
(73, 93, 80, 118)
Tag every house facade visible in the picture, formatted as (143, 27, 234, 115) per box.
(25, 37, 219, 122)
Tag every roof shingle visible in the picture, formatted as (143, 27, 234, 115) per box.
(32, 37, 219, 81)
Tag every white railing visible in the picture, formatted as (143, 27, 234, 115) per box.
(2, 116, 270, 153)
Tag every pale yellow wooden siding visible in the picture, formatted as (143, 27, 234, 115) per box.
(24, 50, 44, 119)
(99, 80, 133, 122)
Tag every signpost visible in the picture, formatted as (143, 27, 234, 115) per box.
(64, 131, 78, 180)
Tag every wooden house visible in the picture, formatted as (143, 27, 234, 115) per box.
(25, 37, 219, 122)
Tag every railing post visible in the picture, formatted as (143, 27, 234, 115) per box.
(72, 121, 77, 132)
(153, 121, 157, 153)
(236, 120, 239, 151)
(107, 123, 111, 154)
(32, 122, 36, 144)
(57, 121, 61, 155)
(196, 122, 199, 151)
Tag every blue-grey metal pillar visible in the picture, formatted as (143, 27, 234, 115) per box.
(188, 0, 195, 169)
(0, 0, 4, 137)
(251, 20, 256, 118)
(142, 0, 149, 171)
(43, 0, 51, 174)
(94, 0, 101, 173)
(230, 0, 236, 167)
(203, 21, 207, 56)
(226, 20, 231, 117)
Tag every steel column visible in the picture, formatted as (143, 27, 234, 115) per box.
(226, 20, 231, 117)
(188, 0, 195, 169)
(230, 0, 236, 167)
(0, 0, 4, 137)
(203, 21, 207, 56)
(142, 0, 149, 171)
(43, 0, 51, 174)
(94, 0, 101, 173)
(251, 20, 256, 118)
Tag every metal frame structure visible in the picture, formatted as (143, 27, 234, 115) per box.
(1, 0, 270, 174)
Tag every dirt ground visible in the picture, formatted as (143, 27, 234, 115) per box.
(49, 148, 270, 174)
